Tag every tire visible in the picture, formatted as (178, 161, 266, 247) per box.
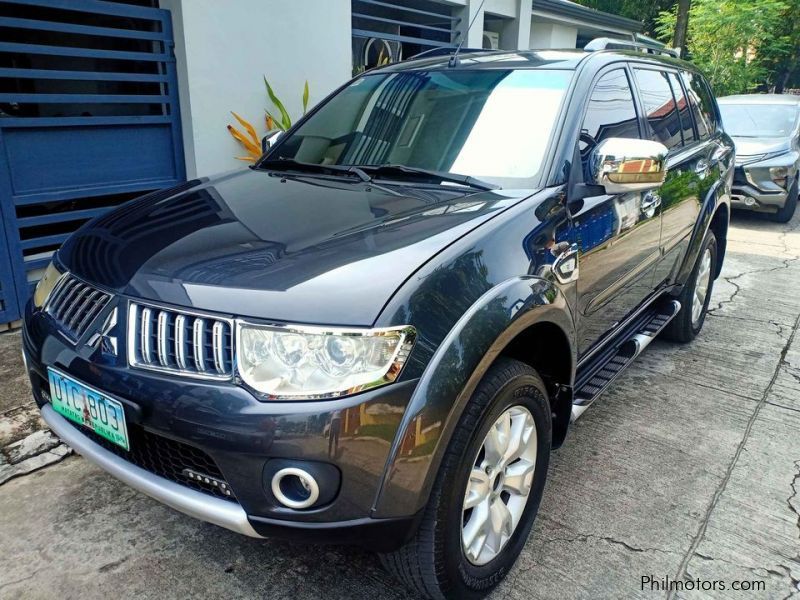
(380, 358, 551, 600)
(770, 176, 798, 223)
(661, 230, 718, 343)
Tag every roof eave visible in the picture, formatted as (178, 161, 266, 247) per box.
(532, 0, 644, 33)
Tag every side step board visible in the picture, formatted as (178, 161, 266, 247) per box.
(571, 299, 681, 422)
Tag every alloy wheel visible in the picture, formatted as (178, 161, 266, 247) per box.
(692, 248, 712, 327)
(461, 405, 537, 565)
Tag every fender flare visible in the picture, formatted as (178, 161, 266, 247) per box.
(371, 276, 576, 518)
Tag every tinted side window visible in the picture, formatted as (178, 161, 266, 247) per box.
(580, 69, 640, 162)
(667, 72, 695, 144)
(633, 68, 683, 149)
(681, 71, 716, 138)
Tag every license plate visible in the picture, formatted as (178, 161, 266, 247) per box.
(48, 367, 130, 451)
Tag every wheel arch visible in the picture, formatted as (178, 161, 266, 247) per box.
(676, 179, 730, 286)
(708, 201, 729, 279)
(371, 276, 576, 519)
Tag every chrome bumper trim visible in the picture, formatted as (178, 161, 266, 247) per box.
(41, 404, 262, 538)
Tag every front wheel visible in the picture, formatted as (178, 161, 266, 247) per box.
(380, 358, 551, 599)
(771, 176, 798, 223)
(661, 230, 718, 343)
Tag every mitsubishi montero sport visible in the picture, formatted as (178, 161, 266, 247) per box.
(23, 40, 733, 599)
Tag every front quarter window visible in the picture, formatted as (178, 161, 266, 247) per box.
(266, 68, 572, 188)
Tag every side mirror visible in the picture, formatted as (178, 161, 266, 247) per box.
(261, 130, 283, 153)
(588, 137, 668, 194)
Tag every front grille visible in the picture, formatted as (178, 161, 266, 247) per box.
(65, 417, 236, 502)
(45, 274, 112, 341)
(127, 302, 234, 379)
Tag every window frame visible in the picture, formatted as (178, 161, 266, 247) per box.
(680, 70, 719, 139)
(630, 64, 695, 151)
(666, 70, 698, 145)
(575, 63, 644, 172)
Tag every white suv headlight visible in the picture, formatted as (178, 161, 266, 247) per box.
(236, 322, 416, 399)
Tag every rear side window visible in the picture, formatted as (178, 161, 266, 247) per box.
(667, 72, 695, 144)
(682, 71, 716, 139)
(580, 69, 640, 161)
(633, 68, 683, 149)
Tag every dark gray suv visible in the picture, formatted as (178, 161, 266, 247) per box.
(23, 39, 733, 599)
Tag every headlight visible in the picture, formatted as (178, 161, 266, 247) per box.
(236, 322, 416, 399)
(33, 261, 63, 309)
(769, 165, 790, 186)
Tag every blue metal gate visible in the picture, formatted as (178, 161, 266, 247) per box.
(0, 0, 185, 323)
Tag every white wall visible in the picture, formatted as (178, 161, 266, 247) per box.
(161, 0, 352, 178)
(529, 20, 578, 49)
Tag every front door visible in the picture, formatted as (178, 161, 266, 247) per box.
(572, 67, 663, 356)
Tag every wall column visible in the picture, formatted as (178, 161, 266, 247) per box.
(453, 0, 486, 48)
(500, 0, 532, 50)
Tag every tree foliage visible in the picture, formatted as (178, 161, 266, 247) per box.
(575, 0, 800, 94)
(573, 0, 676, 33)
(655, 0, 799, 95)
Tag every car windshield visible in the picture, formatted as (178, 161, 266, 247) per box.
(719, 102, 799, 138)
(262, 69, 573, 189)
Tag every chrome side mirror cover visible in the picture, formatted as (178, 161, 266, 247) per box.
(589, 137, 669, 194)
(261, 130, 283, 153)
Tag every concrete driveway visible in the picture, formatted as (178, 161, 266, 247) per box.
(1, 210, 799, 600)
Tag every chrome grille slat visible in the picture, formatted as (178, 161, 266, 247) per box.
(175, 315, 188, 370)
(44, 274, 112, 342)
(157, 311, 169, 367)
(59, 281, 87, 324)
(212, 321, 225, 374)
(129, 302, 233, 380)
(55, 280, 81, 320)
(141, 307, 153, 363)
(193, 318, 206, 372)
(67, 289, 98, 330)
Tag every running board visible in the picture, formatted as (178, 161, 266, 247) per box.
(571, 299, 681, 422)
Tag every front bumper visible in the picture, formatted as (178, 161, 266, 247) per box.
(23, 300, 422, 550)
(41, 403, 260, 536)
(730, 183, 787, 212)
(731, 160, 795, 213)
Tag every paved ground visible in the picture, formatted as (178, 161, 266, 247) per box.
(1, 209, 799, 600)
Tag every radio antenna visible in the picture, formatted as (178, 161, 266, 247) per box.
(449, 0, 486, 68)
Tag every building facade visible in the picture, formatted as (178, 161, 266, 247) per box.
(0, 0, 641, 326)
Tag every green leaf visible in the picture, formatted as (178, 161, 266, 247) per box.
(302, 81, 309, 114)
(264, 76, 292, 130)
(264, 109, 286, 132)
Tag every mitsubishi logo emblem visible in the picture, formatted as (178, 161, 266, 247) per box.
(89, 307, 118, 356)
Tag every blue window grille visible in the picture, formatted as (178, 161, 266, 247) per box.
(0, 0, 185, 323)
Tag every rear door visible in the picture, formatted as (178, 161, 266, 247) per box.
(632, 67, 714, 288)
(572, 66, 663, 355)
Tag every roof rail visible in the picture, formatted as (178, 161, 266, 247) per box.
(409, 47, 486, 60)
(584, 37, 680, 58)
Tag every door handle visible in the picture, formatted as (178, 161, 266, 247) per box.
(695, 159, 710, 176)
(552, 243, 579, 284)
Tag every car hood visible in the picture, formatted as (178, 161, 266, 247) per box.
(732, 136, 792, 158)
(58, 169, 531, 326)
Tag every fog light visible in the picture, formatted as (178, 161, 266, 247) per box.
(271, 467, 320, 509)
(744, 196, 756, 206)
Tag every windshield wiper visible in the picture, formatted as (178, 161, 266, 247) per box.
(354, 164, 500, 191)
(257, 158, 371, 182)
